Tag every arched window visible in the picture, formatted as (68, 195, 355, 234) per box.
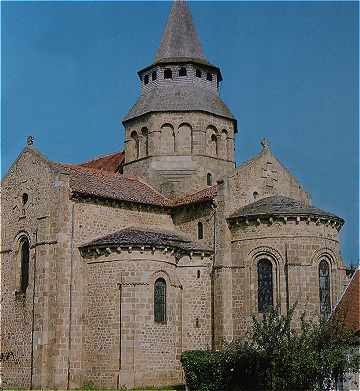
(176, 123, 192, 154)
(144, 74, 149, 85)
(130, 131, 139, 160)
(164, 68, 172, 79)
(140, 127, 149, 157)
(206, 126, 218, 157)
(258, 259, 273, 313)
(160, 124, 175, 154)
(211, 134, 218, 156)
(22, 193, 28, 205)
(195, 69, 202, 78)
(154, 278, 166, 323)
(253, 191, 259, 201)
(319, 259, 331, 316)
(179, 67, 187, 77)
(206, 72, 213, 81)
(221, 129, 228, 158)
(207, 173, 212, 186)
(197, 222, 204, 240)
(20, 238, 30, 293)
(152, 71, 157, 81)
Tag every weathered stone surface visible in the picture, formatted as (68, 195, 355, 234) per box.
(0, 1, 349, 390)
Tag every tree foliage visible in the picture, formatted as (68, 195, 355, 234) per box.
(181, 306, 360, 391)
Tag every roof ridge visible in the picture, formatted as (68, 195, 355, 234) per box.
(76, 150, 124, 165)
(134, 176, 172, 202)
(232, 149, 266, 174)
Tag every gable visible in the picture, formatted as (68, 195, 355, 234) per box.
(227, 147, 310, 214)
(1, 146, 69, 250)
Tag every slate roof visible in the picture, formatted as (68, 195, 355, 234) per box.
(78, 151, 124, 172)
(123, 85, 235, 122)
(56, 164, 170, 207)
(332, 269, 360, 332)
(156, 0, 207, 64)
(229, 195, 344, 222)
(80, 226, 210, 253)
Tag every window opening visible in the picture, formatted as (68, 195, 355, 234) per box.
(154, 278, 166, 322)
(258, 259, 273, 313)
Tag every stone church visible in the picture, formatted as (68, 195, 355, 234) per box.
(0, 1, 349, 389)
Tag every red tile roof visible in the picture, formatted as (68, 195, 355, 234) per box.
(53, 157, 218, 208)
(332, 269, 360, 332)
(172, 185, 217, 207)
(57, 164, 171, 207)
(77, 151, 125, 172)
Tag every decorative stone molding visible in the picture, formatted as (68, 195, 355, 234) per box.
(79, 244, 212, 260)
(228, 214, 343, 232)
(310, 247, 339, 268)
(148, 269, 182, 289)
(247, 245, 284, 268)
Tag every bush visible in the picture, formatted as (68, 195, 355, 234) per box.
(181, 306, 360, 391)
(181, 350, 230, 391)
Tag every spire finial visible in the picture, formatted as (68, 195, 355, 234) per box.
(261, 138, 270, 150)
(27, 136, 34, 146)
(156, 0, 207, 62)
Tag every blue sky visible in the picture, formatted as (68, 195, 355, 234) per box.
(2, 1, 358, 264)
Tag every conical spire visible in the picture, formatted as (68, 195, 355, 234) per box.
(155, 0, 207, 63)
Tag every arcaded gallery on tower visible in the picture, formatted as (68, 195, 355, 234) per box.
(1, 1, 350, 389)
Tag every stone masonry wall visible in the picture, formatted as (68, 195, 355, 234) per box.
(123, 111, 235, 195)
(80, 248, 211, 389)
(228, 147, 310, 214)
(0, 148, 73, 389)
(229, 217, 347, 339)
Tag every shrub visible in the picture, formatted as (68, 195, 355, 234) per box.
(181, 306, 360, 391)
(181, 350, 230, 391)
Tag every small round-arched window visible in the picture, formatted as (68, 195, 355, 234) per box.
(179, 67, 187, 77)
(197, 222, 204, 240)
(154, 278, 166, 323)
(22, 193, 29, 205)
(207, 173, 212, 186)
(20, 237, 30, 293)
(164, 68, 172, 79)
(319, 259, 331, 316)
(195, 69, 202, 78)
(257, 259, 273, 313)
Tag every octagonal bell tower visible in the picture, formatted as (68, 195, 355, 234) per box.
(122, 0, 237, 196)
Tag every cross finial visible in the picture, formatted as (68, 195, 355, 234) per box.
(27, 136, 34, 146)
(261, 138, 270, 150)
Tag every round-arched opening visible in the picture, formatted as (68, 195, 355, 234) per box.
(179, 67, 187, 77)
(257, 259, 273, 313)
(22, 193, 29, 205)
(154, 278, 167, 323)
(319, 259, 331, 316)
(20, 237, 30, 293)
(164, 68, 172, 79)
(197, 222, 204, 240)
